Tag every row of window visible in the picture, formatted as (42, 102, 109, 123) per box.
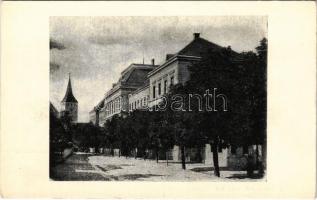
(105, 98, 121, 116)
(101, 75, 175, 115)
(129, 95, 150, 111)
(152, 76, 174, 99)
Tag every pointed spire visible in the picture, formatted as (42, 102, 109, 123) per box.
(62, 73, 78, 103)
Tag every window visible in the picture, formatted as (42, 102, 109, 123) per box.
(158, 83, 161, 95)
(140, 99, 143, 107)
(144, 97, 146, 105)
(137, 100, 139, 108)
(170, 76, 174, 86)
(153, 85, 156, 98)
(164, 80, 167, 94)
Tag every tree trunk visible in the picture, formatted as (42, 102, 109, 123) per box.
(255, 144, 259, 168)
(156, 149, 159, 163)
(211, 142, 220, 177)
(263, 139, 267, 170)
(259, 144, 265, 177)
(181, 145, 186, 170)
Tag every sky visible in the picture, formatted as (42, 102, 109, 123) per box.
(50, 16, 267, 122)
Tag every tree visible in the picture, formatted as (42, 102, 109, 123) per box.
(253, 38, 267, 174)
(148, 111, 162, 163)
(163, 85, 204, 169)
(183, 47, 257, 177)
(50, 107, 70, 165)
(158, 120, 174, 165)
(104, 115, 120, 156)
(130, 110, 152, 159)
(59, 111, 73, 142)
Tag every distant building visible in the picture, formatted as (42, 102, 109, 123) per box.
(89, 98, 104, 125)
(60, 74, 78, 123)
(91, 61, 157, 126)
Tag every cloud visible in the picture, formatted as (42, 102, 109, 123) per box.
(50, 62, 60, 73)
(50, 39, 66, 50)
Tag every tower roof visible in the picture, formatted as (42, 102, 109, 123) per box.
(62, 73, 78, 103)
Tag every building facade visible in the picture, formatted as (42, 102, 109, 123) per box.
(128, 81, 150, 112)
(89, 98, 104, 125)
(90, 62, 157, 126)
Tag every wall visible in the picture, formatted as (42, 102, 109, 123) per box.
(128, 86, 150, 111)
(227, 145, 264, 170)
(177, 60, 195, 84)
(203, 144, 228, 167)
(148, 60, 178, 107)
(98, 107, 107, 126)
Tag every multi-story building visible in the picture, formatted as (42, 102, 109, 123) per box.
(91, 33, 226, 125)
(90, 61, 157, 126)
(89, 33, 263, 169)
(148, 33, 234, 108)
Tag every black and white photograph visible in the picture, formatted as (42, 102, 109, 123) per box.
(49, 16, 267, 181)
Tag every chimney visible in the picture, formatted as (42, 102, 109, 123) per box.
(166, 54, 174, 61)
(151, 58, 155, 65)
(194, 33, 200, 39)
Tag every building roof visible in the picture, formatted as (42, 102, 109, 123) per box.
(106, 63, 157, 97)
(62, 74, 78, 103)
(149, 33, 238, 77)
(175, 33, 238, 60)
(130, 79, 150, 95)
(120, 63, 156, 85)
(177, 36, 223, 57)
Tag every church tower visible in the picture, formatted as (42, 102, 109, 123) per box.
(61, 73, 78, 123)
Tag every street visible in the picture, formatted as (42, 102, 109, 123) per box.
(50, 153, 263, 181)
